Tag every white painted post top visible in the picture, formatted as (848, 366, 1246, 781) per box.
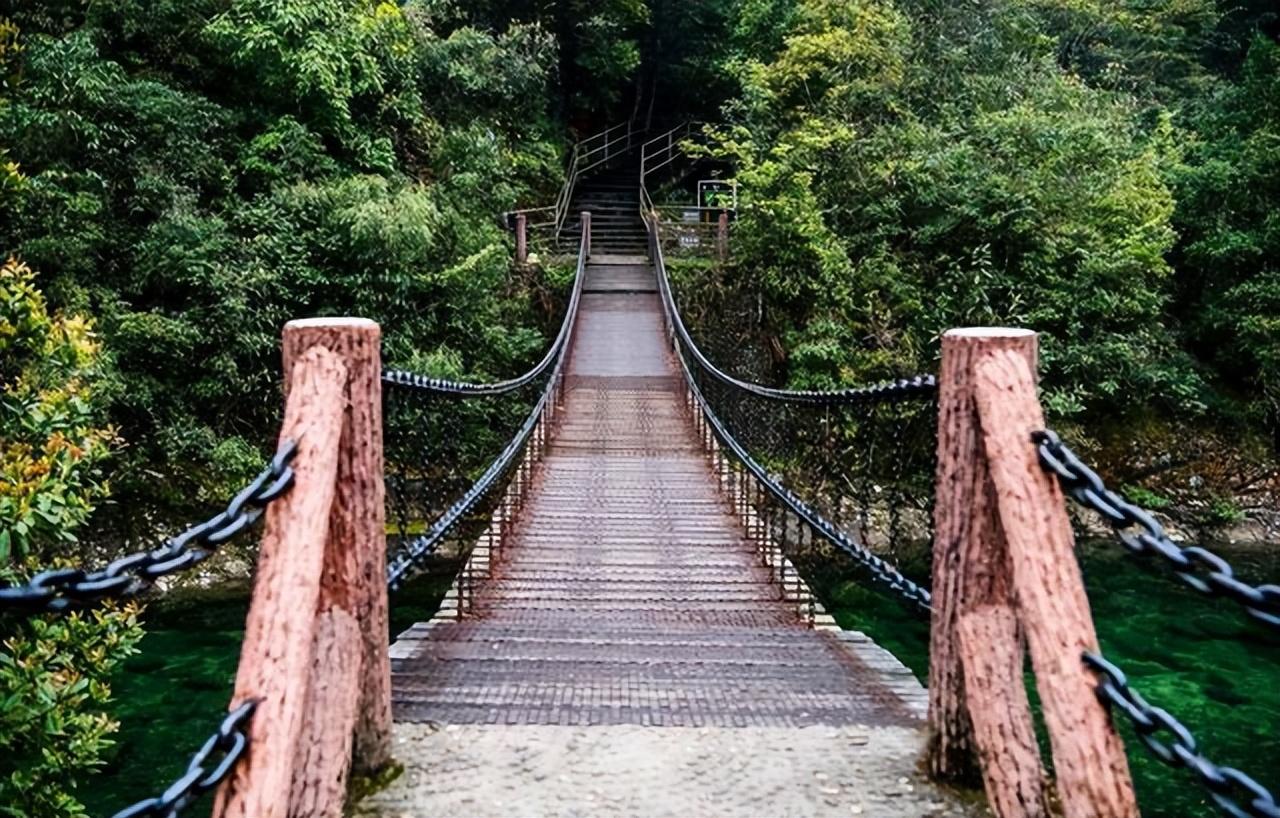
(286, 317, 380, 330)
(943, 327, 1036, 339)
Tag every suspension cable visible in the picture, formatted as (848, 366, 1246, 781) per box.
(382, 265, 581, 398)
(678, 343, 933, 613)
(648, 215, 936, 405)
(385, 230, 587, 590)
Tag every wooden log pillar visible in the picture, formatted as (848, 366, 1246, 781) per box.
(974, 342, 1138, 818)
(283, 319, 392, 775)
(928, 329, 1049, 815)
(212, 346, 346, 818)
(582, 210, 591, 257)
(214, 318, 392, 818)
(515, 213, 528, 265)
(928, 328, 1137, 818)
(717, 212, 729, 263)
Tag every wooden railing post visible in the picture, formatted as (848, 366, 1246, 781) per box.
(284, 319, 392, 776)
(515, 213, 528, 265)
(973, 337, 1138, 818)
(717, 212, 729, 263)
(214, 318, 391, 818)
(928, 328, 1138, 818)
(582, 210, 591, 257)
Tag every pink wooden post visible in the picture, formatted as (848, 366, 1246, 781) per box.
(928, 327, 1138, 818)
(214, 318, 392, 818)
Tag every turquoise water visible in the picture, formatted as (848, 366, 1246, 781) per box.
(829, 540, 1280, 818)
(83, 545, 1277, 817)
(83, 572, 453, 817)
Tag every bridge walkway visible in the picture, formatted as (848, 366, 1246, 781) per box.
(358, 258, 984, 817)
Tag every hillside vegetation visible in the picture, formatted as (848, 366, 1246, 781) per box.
(681, 0, 1279, 516)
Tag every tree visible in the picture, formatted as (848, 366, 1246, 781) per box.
(1176, 35, 1280, 448)
(0, 3, 564, 527)
(708, 0, 1199, 418)
(0, 258, 143, 818)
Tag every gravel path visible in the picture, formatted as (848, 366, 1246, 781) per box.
(357, 723, 987, 818)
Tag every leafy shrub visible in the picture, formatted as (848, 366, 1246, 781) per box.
(0, 258, 143, 818)
(707, 0, 1208, 423)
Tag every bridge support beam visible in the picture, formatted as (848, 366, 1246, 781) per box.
(929, 328, 1138, 818)
(214, 318, 392, 818)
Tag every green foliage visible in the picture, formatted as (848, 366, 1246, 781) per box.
(1014, 0, 1220, 101)
(422, 0, 649, 120)
(0, 259, 115, 562)
(0, 607, 143, 818)
(1120, 483, 1173, 511)
(1200, 495, 1246, 526)
(710, 0, 1203, 416)
(1, 2, 564, 521)
(204, 0, 420, 170)
(0, 257, 143, 818)
(1176, 35, 1280, 441)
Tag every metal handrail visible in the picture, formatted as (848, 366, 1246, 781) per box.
(386, 226, 589, 588)
(639, 121, 700, 191)
(506, 119, 645, 240)
(638, 122, 744, 230)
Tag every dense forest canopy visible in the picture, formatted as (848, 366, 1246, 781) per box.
(0, 0, 1274, 538)
(0, 0, 1277, 815)
(694, 0, 1278, 512)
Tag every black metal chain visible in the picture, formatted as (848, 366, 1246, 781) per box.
(0, 441, 297, 615)
(1084, 653, 1279, 818)
(1035, 430, 1280, 630)
(650, 217, 937, 407)
(680, 347, 934, 614)
(109, 701, 256, 818)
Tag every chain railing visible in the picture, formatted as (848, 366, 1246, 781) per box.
(1036, 430, 1280, 630)
(110, 702, 257, 818)
(0, 444, 300, 818)
(1026, 429, 1278, 817)
(381, 223, 587, 597)
(0, 442, 297, 614)
(647, 217, 936, 619)
(1085, 653, 1278, 818)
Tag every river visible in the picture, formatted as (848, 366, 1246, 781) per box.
(85, 543, 1277, 817)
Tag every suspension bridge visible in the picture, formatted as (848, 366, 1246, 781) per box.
(2, 122, 1276, 818)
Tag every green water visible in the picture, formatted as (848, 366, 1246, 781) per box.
(829, 541, 1280, 818)
(84, 546, 1276, 817)
(83, 572, 453, 817)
